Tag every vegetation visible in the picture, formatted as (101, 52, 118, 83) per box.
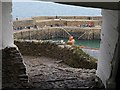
(64, 46, 97, 69)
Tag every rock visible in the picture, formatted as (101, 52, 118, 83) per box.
(82, 69, 90, 73)
(89, 69, 96, 73)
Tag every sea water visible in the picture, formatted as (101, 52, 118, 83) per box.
(51, 38, 100, 59)
(51, 38, 100, 49)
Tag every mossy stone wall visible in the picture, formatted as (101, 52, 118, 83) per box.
(14, 40, 97, 69)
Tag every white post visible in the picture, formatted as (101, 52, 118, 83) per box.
(96, 9, 119, 88)
(0, 2, 2, 90)
(0, 2, 2, 50)
(2, 2, 16, 49)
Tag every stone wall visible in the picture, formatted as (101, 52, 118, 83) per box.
(14, 40, 97, 69)
(32, 16, 102, 20)
(2, 47, 29, 89)
(66, 20, 102, 27)
(35, 20, 102, 28)
(13, 16, 102, 29)
(14, 27, 101, 40)
(13, 19, 33, 29)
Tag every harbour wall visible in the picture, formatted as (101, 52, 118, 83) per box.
(32, 16, 102, 20)
(35, 20, 101, 28)
(14, 27, 101, 40)
(13, 16, 102, 29)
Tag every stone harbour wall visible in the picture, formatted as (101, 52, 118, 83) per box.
(35, 20, 102, 28)
(13, 16, 102, 29)
(32, 16, 102, 20)
(13, 19, 33, 29)
(14, 39, 97, 69)
(14, 27, 101, 40)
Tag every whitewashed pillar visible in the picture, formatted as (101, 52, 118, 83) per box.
(0, 2, 2, 90)
(2, 2, 16, 49)
(96, 9, 119, 88)
(0, 2, 2, 50)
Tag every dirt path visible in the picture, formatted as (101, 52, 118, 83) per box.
(23, 56, 101, 89)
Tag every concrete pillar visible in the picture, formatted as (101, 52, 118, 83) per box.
(96, 9, 119, 88)
(2, 2, 16, 49)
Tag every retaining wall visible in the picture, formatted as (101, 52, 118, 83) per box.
(14, 40, 97, 69)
